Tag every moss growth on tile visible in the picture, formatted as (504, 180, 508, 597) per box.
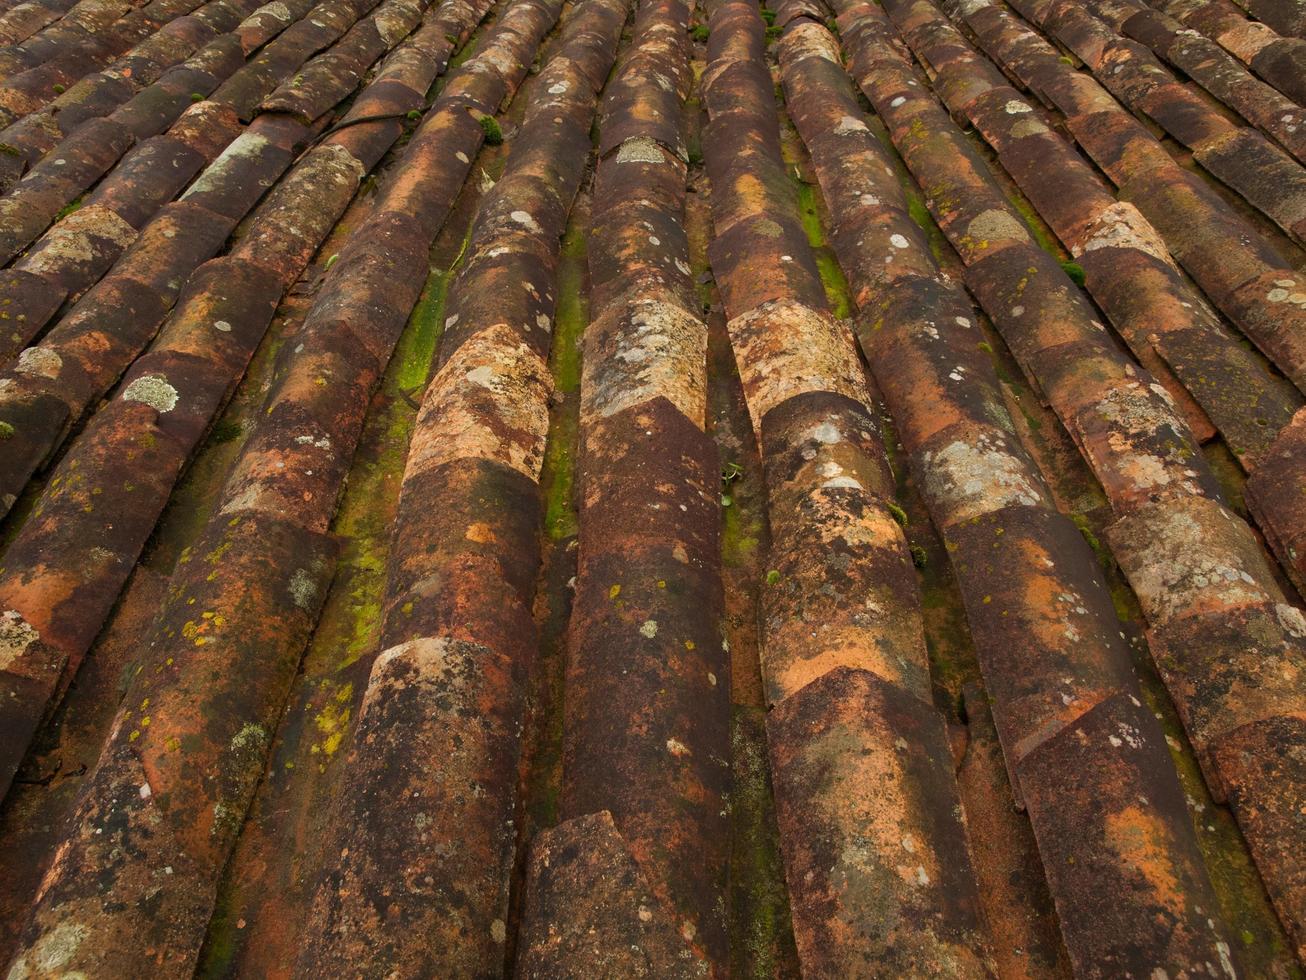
(539, 204, 587, 542)
(730, 705, 801, 978)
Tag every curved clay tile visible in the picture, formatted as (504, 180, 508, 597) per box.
(295, 0, 629, 972)
(779, 14, 1242, 973)
(517, 0, 728, 970)
(836, 0, 1306, 960)
(703, 1, 993, 973)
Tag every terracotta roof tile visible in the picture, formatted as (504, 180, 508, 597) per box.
(0, 0, 1302, 971)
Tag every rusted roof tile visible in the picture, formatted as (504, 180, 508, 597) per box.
(0, 0, 1302, 968)
(781, 12, 1248, 972)
(516, 811, 708, 976)
(527, 0, 729, 968)
(297, 0, 624, 973)
(705, 2, 992, 973)
(842, 0, 1306, 958)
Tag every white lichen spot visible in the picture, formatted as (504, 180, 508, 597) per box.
(184, 133, 273, 200)
(836, 114, 868, 134)
(924, 434, 1044, 521)
(666, 737, 690, 757)
(890, 233, 909, 249)
(1076, 202, 1174, 266)
(1276, 603, 1306, 638)
(510, 209, 543, 234)
(1004, 100, 1032, 114)
(640, 619, 658, 638)
(890, 96, 906, 107)
(808, 421, 842, 444)
(122, 373, 178, 413)
(490, 919, 507, 943)
(466, 365, 499, 389)
(214, 320, 232, 332)
(288, 567, 317, 610)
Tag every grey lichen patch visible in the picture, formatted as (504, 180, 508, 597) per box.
(183, 133, 274, 201)
(921, 434, 1047, 523)
(0, 609, 40, 672)
(231, 721, 269, 755)
(1111, 496, 1277, 625)
(374, 4, 413, 45)
(257, 0, 291, 20)
(289, 567, 319, 610)
(407, 323, 553, 481)
(583, 298, 709, 429)
(1009, 116, 1048, 138)
(20, 205, 136, 276)
(6, 921, 88, 977)
(14, 346, 63, 379)
(966, 208, 1030, 246)
(1074, 201, 1175, 267)
(122, 374, 179, 413)
(615, 136, 668, 164)
(783, 20, 842, 63)
(725, 299, 870, 434)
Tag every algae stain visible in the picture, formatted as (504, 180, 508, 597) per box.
(1137, 664, 1302, 977)
(311, 680, 353, 757)
(539, 203, 588, 542)
(730, 705, 800, 978)
(777, 113, 853, 319)
(795, 180, 853, 320)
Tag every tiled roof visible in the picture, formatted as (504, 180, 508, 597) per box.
(0, 0, 1302, 973)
